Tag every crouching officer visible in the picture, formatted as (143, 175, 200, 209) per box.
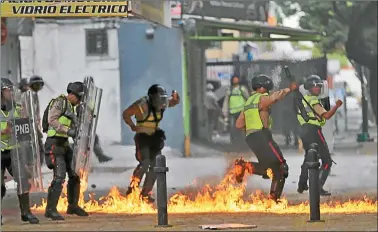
(1, 78, 39, 224)
(297, 75, 342, 196)
(123, 84, 180, 203)
(235, 75, 298, 202)
(43, 81, 88, 220)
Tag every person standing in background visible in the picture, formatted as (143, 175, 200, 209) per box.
(222, 75, 249, 148)
(205, 83, 220, 141)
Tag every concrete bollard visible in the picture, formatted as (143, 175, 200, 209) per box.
(154, 154, 172, 227)
(306, 143, 324, 223)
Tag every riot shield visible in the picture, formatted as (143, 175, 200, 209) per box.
(71, 76, 102, 186)
(7, 90, 44, 194)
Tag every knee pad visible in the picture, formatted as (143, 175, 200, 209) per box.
(280, 162, 289, 178)
(51, 177, 65, 191)
(140, 160, 151, 173)
(1, 185, 6, 199)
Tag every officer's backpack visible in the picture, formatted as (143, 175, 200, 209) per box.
(42, 96, 68, 133)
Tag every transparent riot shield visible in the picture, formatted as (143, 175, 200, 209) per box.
(8, 90, 44, 195)
(71, 76, 102, 186)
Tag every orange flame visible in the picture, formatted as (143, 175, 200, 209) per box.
(32, 158, 377, 214)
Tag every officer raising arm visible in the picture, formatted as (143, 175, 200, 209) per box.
(297, 75, 343, 196)
(122, 85, 179, 203)
(43, 82, 88, 221)
(235, 75, 298, 202)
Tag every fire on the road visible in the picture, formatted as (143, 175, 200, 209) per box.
(32, 158, 377, 214)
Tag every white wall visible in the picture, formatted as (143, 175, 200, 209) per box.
(23, 22, 122, 143)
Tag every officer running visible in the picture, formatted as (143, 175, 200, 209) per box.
(19, 76, 45, 165)
(222, 75, 249, 147)
(123, 84, 180, 203)
(297, 75, 343, 196)
(235, 75, 298, 202)
(43, 81, 88, 220)
(1, 78, 39, 224)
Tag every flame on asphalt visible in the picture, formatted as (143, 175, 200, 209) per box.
(32, 158, 377, 214)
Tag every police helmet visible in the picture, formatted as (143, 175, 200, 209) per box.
(148, 84, 169, 109)
(18, 78, 29, 91)
(206, 83, 214, 91)
(29, 75, 44, 92)
(251, 75, 273, 91)
(304, 75, 323, 90)
(67, 81, 85, 99)
(1, 78, 14, 89)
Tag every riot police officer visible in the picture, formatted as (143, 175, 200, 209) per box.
(19, 76, 45, 165)
(122, 84, 180, 203)
(222, 75, 249, 147)
(297, 75, 343, 196)
(235, 75, 298, 202)
(1, 78, 39, 224)
(43, 81, 88, 220)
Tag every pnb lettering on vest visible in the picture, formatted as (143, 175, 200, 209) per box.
(0, 90, 43, 194)
(229, 86, 247, 114)
(244, 93, 273, 135)
(297, 95, 326, 127)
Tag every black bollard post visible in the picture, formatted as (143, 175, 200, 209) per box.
(154, 154, 172, 227)
(306, 143, 324, 223)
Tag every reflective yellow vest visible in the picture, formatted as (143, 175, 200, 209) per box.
(47, 95, 75, 138)
(297, 95, 326, 127)
(229, 86, 247, 114)
(244, 93, 272, 134)
(1, 105, 22, 151)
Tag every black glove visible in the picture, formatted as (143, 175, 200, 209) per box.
(67, 128, 77, 138)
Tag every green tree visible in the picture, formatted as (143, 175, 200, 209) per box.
(278, 1, 377, 121)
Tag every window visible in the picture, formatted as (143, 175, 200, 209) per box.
(85, 29, 108, 56)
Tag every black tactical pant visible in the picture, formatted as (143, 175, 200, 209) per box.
(128, 130, 165, 197)
(245, 129, 289, 201)
(298, 124, 333, 189)
(44, 137, 81, 211)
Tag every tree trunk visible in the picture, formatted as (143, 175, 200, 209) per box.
(368, 64, 377, 124)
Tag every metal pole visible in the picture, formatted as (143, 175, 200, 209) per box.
(306, 143, 324, 223)
(154, 154, 172, 227)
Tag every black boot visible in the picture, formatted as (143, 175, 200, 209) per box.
(270, 177, 286, 203)
(45, 187, 65, 220)
(94, 135, 113, 163)
(297, 182, 309, 194)
(66, 178, 88, 217)
(319, 168, 331, 196)
(18, 193, 39, 224)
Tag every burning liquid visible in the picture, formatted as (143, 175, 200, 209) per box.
(33, 158, 377, 214)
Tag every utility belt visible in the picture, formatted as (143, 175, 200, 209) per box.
(135, 128, 166, 151)
(247, 128, 273, 141)
(45, 136, 70, 147)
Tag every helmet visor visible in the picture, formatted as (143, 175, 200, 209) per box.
(152, 94, 169, 109)
(30, 82, 44, 92)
